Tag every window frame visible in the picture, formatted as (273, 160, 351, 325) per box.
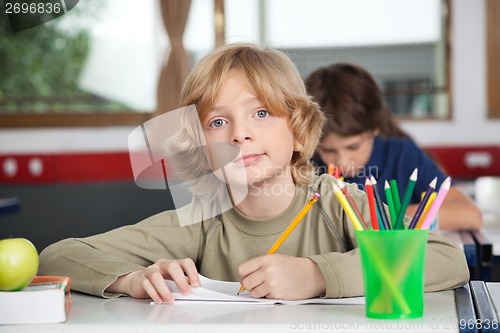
(0, 113, 153, 128)
(487, 0, 500, 118)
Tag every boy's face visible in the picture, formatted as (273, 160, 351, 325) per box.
(317, 132, 375, 178)
(202, 70, 296, 189)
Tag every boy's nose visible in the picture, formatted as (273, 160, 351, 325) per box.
(231, 123, 253, 144)
(336, 152, 352, 169)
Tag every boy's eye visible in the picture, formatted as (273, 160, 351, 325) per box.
(209, 119, 227, 128)
(319, 146, 337, 154)
(347, 144, 361, 151)
(256, 110, 269, 118)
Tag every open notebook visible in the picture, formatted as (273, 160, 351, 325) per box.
(154, 274, 364, 305)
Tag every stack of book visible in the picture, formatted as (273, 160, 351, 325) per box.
(0, 276, 71, 325)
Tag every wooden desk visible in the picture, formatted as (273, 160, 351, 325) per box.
(1, 290, 474, 333)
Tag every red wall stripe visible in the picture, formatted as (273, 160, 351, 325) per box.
(0, 152, 134, 184)
(425, 146, 500, 179)
(1, 146, 499, 184)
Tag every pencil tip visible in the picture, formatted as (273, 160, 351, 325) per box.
(444, 176, 452, 187)
(370, 175, 377, 184)
(410, 168, 418, 180)
(430, 177, 438, 188)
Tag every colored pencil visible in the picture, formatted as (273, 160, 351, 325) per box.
(365, 177, 379, 230)
(419, 177, 451, 230)
(268, 192, 321, 253)
(237, 192, 321, 295)
(370, 176, 391, 230)
(328, 163, 341, 178)
(389, 179, 401, 215)
(384, 181, 398, 228)
(415, 191, 437, 229)
(375, 203, 385, 230)
(328, 163, 335, 176)
(337, 180, 369, 230)
(394, 168, 418, 230)
(408, 177, 437, 229)
(332, 184, 364, 231)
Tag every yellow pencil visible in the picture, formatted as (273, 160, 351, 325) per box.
(237, 192, 321, 295)
(415, 192, 437, 229)
(332, 183, 364, 231)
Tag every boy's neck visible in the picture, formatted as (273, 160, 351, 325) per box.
(236, 178, 297, 219)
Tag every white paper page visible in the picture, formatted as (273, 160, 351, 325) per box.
(158, 275, 365, 305)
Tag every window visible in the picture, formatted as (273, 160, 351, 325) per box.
(224, 0, 450, 119)
(0, 0, 450, 127)
(0, 0, 165, 127)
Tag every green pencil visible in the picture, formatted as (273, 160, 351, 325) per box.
(394, 168, 418, 230)
(384, 180, 398, 229)
(390, 179, 401, 215)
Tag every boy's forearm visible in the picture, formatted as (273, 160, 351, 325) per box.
(106, 271, 135, 295)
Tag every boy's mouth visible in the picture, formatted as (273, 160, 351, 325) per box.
(234, 153, 264, 166)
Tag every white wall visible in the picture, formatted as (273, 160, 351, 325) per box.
(0, 0, 498, 154)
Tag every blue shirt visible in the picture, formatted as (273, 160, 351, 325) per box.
(313, 136, 447, 204)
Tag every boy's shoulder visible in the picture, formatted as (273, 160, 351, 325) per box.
(311, 174, 365, 199)
(377, 136, 420, 153)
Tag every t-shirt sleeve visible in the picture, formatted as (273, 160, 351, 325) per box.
(38, 210, 204, 298)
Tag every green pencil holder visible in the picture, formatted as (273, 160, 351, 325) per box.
(356, 229, 428, 319)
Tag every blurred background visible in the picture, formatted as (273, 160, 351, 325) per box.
(0, 0, 499, 252)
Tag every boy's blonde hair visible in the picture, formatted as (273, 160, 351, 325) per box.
(179, 43, 325, 186)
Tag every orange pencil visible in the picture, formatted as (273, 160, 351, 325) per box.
(328, 163, 335, 176)
(328, 163, 341, 178)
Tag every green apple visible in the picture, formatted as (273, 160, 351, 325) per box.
(0, 238, 39, 291)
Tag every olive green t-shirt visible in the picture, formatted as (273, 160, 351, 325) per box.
(39, 174, 469, 298)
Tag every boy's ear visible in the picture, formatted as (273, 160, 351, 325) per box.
(373, 128, 380, 136)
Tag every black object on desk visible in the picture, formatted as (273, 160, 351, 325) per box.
(471, 230, 493, 281)
(0, 197, 20, 216)
(461, 231, 478, 268)
(455, 283, 479, 333)
(460, 230, 479, 279)
(469, 280, 499, 333)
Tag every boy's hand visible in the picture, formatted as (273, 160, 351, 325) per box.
(106, 258, 200, 304)
(237, 254, 325, 300)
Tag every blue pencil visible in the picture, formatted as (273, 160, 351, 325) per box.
(409, 177, 437, 229)
(370, 176, 391, 230)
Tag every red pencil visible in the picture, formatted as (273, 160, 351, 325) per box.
(337, 180, 369, 230)
(328, 163, 341, 178)
(365, 177, 379, 230)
